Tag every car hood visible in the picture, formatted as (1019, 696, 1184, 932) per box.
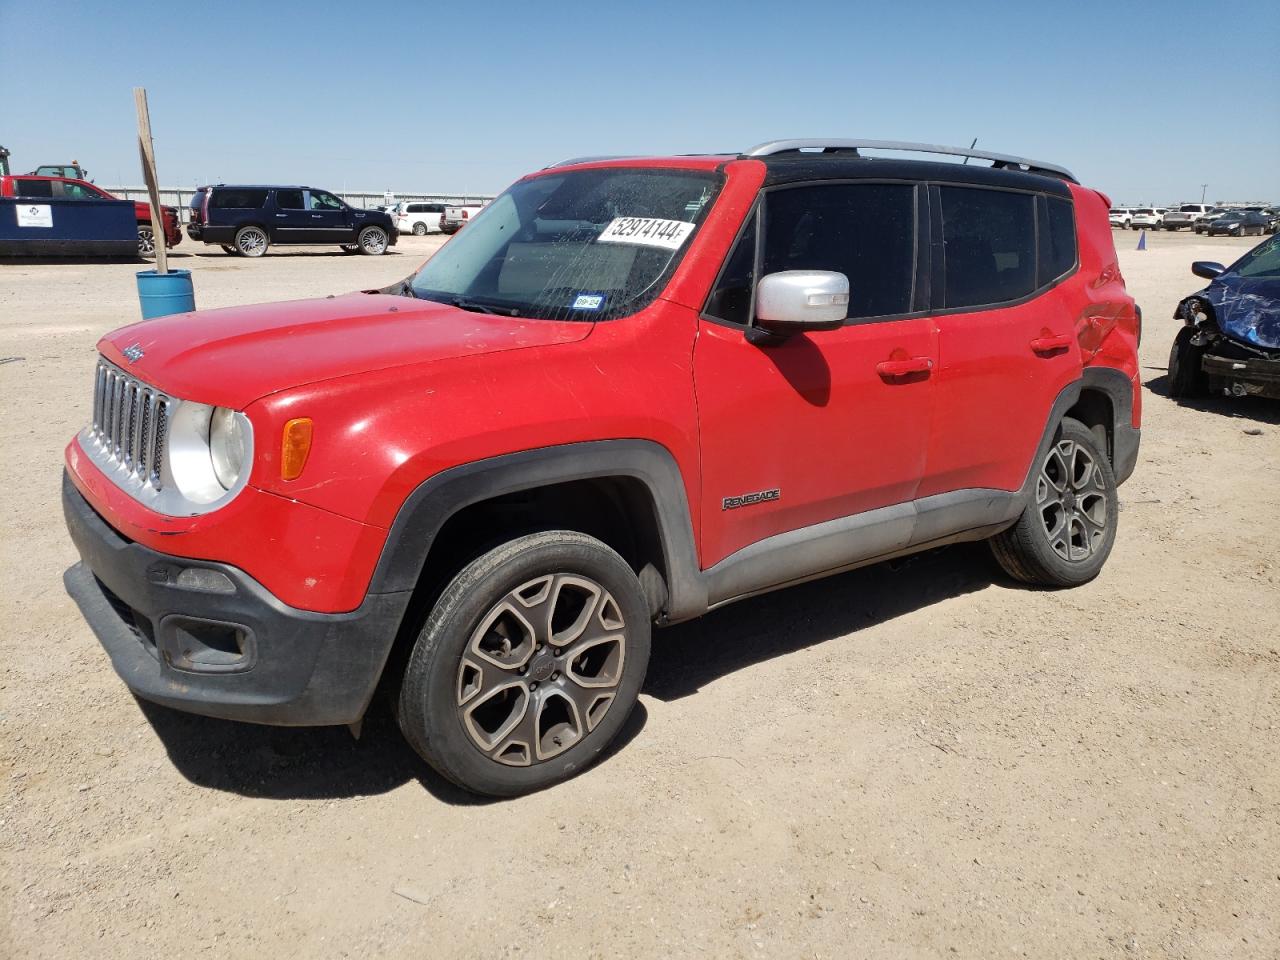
(1203, 276, 1280, 351)
(99, 293, 592, 407)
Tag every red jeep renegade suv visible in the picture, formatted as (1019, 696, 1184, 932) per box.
(62, 140, 1141, 796)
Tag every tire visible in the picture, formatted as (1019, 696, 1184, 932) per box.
(234, 225, 269, 257)
(1167, 325, 1208, 399)
(358, 225, 389, 255)
(221, 244, 239, 255)
(339, 244, 360, 254)
(989, 417, 1118, 588)
(412, 222, 428, 236)
(397, 531, 651, 797)
(136, 224, 156, 258)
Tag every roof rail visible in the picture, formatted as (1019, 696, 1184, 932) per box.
(742, 139, 1077, 183)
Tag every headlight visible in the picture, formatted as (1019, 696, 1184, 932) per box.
(167, 402, 254, 505)
(210, 407, 249, 490)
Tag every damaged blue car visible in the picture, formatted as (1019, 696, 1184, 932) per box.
(1169, 235, 1280, 401)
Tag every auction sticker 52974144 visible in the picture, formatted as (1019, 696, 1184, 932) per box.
(596, 217, 694, 251)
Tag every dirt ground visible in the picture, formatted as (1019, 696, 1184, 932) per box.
(1, 229, 1277, 959)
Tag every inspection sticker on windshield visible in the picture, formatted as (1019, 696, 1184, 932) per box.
(596, 217, 695, 251)
(571, 293, 606, 311)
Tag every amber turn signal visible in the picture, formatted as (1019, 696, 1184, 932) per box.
(280, 418, 313, 481)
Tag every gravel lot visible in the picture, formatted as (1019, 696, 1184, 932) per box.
(1, 230, 1277, 959)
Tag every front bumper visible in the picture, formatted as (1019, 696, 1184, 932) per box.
(62, 473, 410, 726)
(1203, 352, 1280, 400)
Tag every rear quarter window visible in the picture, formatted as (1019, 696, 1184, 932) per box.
(1039, 197, 1077, 285)
(211, 189, 269, 209)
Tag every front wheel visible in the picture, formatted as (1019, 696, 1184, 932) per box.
(1167, 325, 1208, 398)
(234, 225, 269, 257)
(989, 417, 1118, 588)
(358, 225, 389, 255)
(412, 222, 428, 236)
(397, 531, 651, 797)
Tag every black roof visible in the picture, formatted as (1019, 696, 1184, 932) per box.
(757, 155, 1074, 197)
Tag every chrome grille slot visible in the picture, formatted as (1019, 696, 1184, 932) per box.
(89, 359, 168, 492)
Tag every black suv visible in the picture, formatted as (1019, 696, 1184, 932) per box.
(187, 185, 398, 257)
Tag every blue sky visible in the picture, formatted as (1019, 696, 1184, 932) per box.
(2, 0, 1277, 203)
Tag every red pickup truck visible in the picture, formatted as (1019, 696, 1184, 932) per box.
(0, 174, 181, 256)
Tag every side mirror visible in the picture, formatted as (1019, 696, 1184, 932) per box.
(754, 270, 848, 335)
(1191, 261, 1226, 280)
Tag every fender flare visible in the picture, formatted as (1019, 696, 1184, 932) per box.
(367, 440, 707, 620)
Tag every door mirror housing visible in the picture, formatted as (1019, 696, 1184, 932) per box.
(1191, 261, 1226, 280)
(754, 270, 849, 335)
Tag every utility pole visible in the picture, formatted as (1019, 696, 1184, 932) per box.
(1200, 183, 1208, 204)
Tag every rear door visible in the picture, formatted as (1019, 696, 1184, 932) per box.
(920, 185, 1081, 498)
(693, 180, 936, 565)
(272, 189, 313, 242)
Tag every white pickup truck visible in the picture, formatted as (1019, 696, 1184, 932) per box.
(439, 202, 486, 235)
(1162, 203, 1215, 231)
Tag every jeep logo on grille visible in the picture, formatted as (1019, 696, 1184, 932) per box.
(122, 343, 145, 363)
(722, 488, 780, 511)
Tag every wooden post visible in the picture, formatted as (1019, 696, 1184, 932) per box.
(133, 87, 168, 274)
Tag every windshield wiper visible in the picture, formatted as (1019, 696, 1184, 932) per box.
(449, 296, 519, 317)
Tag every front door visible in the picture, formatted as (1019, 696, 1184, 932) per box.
(307, 189, 354, 242)
(693, 181, 936, 566)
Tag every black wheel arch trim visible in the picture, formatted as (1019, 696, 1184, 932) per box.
(367, 440, 709, 621)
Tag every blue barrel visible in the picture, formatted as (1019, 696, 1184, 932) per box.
(136, 269, 196, 320)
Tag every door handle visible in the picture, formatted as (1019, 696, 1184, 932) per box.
(275, 213, 287, 217)
(311, 214, 323, 219)
(876, 357, 933, 378)
(1030, 334, 1073, 354)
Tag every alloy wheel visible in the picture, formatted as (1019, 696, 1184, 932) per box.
(237, 228, 267, 256)
(456, 573, 627, 767)
(361, 228, 388, 254)
(137, 226, 155, 256)
(1036, 438, 1109, 562)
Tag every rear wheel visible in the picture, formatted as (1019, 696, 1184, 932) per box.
(989, 417, 1117, 588)
(358, 225, 389, 255)
(234, 225, 269, 257)
(339, 244, 360, 254)
(397, 531, 650, 797)
(136, 224, 156, 257)
(220, 244, 239, 255)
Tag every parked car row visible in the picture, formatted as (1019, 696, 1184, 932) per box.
(1110, 204, 1278, 234)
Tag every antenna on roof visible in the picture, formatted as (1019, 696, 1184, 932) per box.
(961, 138, 977, 165)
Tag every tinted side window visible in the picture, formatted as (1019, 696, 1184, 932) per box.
(763, 183, 916, 320)
(1039, 196, 1076, 285)
(940, 187, 1036, 308)
(310, 190, 343, 210)
(276, 189, 304, 209)
(13, 179, 54, 198)
(704, 209, 757, 326)
(211, 189, 268, 209)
